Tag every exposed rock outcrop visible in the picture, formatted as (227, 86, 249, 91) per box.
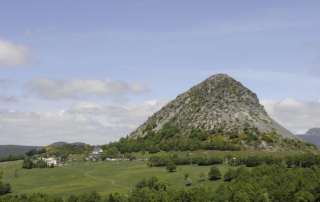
(130, 74, 295, 139)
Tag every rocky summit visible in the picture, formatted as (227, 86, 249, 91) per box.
(130, 74, 295, 139)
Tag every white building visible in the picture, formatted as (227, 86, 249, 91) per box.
(92, 147, 103, 155)
(43, 158, 57, 166)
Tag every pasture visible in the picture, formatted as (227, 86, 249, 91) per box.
(1, 159, 229, 198)
(0, 150, 293, 198)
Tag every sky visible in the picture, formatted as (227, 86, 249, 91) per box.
(0, 1, 320, 146)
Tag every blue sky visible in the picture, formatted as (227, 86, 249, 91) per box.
(0, 1, 319, 145)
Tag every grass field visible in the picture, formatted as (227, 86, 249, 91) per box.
(0, 150, 296, 198)
(1, 159, 231, 198)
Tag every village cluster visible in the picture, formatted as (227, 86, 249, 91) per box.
(38, 147, 146, 167)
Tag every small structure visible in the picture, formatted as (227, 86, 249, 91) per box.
(43, 158, 57, 166)
(90, 147, 103, 161)
(92, 147, 103, 155)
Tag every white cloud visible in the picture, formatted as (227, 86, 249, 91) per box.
(0, 99, 169, 146)
(26, 77, 151, 100)
(0, 108, 127, 146)
(0, 39, 33, 67)
(69, 99, 170, 126)
(261, 98, 320, 134)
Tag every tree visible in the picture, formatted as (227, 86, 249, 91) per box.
(166, 161, 177, 172)
(135, 178, 148, 190)
(154, 180, 167, 191)
(107, 192, 127, 202)
(199, 172, 205, 182)
(147, 176, 158, 189)
(26, 149, 37, 156)
(185, 177, 192, 186)
(224, 168, 236, 182)
(233, 191, 250, 202)
(0, 171, 11, 195)
(208, 166, 221, 180)
(61, 153, 69, 163)
(22, 157, 34, 169)
(35, 158, 48, 168)
(295, 190, 315, 202)
(149, 144, 160, 154)
(213, 183, 229, 202)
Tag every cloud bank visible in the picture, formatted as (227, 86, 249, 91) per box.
(261, 98, 320, 134)
(26, 77, 151, 100)
(0, 99, 170, 146)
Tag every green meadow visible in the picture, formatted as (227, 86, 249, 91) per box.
(0, 150, 295, 198)
(1, 159, 230, 198)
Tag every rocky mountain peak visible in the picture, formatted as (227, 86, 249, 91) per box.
(130, 74, 295, 139)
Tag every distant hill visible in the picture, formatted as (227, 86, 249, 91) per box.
(296, 128, 320, 149)
(49, 141, 68, 146)
(0, 142, 93, 158)
(45, 142, 93, 156)
(305, 128, 320, 136)
(0, 145, 41, 157)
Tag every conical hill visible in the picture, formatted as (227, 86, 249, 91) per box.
(128, 74, 318, 152)
(130, 74, 294, 140)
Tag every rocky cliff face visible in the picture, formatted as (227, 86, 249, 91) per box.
(130, 74, 295, 139)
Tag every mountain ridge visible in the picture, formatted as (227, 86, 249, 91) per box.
(296, 128, 320, 149)
(0, 145, 42, 157)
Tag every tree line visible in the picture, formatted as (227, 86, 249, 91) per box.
(21, 158, 54, 169)
(0, 154, 26, 163)
(146, 152, 320, 169)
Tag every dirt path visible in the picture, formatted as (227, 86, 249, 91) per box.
(60, 166, 121, 187)
(84, 171, 121, 186)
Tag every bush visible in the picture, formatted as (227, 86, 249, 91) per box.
(208, 166, 221, 180)
(166, 161, 177, 172)
(185, 178, 192, 186)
